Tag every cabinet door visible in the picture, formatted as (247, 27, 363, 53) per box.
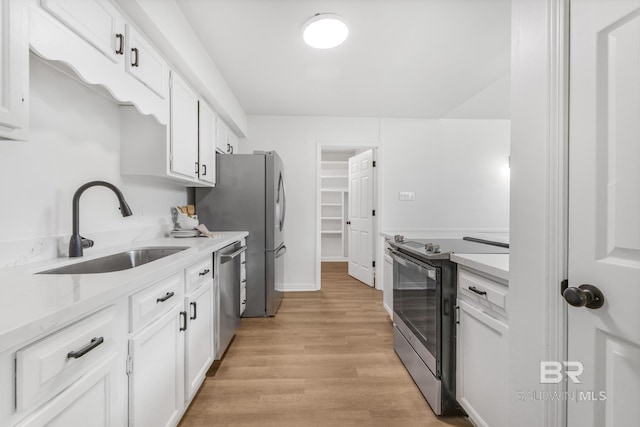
(198, 101, 217, 185)
(129, 305, 185, 427)
(0, 0, 28, 137)
(16, 355, 125, 427)
(456, 299, 508, 427)
(125, 24, 168, 99)
(228, 130, 238, 154)
(215, 117, 229, 154)
(41, 0, 125, 65)
(170, 72, 198, 179)
(185, 281, 214, 400)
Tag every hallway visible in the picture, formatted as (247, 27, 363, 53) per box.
(179, 262, 470, 426)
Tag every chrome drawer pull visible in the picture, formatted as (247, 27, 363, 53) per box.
(67, 337, 104, 359)
(156, 292, 175, 303)
(199, 269, 210, 276)
(468, 286, 487, 296)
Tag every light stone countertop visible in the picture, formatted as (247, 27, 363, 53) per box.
(450, 253, 509, 281)
(0, 232, 248, 353)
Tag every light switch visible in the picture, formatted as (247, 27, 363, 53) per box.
(399, 192, 415, 201)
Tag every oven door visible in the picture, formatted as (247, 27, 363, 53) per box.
(391, 249, 440, 375)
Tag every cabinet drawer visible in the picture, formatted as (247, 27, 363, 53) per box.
(15, 305, 117, 411)
(458, 268, 508, 317)
(130, 273, 183, 332)
(185, 255, 213, 293)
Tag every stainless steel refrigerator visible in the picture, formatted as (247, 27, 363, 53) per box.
(195, 151, 285, 317)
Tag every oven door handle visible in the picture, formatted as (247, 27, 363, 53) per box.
(389, 249, 437, 276)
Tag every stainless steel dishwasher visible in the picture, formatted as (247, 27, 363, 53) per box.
(215, 241, 246, 359)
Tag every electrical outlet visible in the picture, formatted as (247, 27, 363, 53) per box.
(399, 192, 415, 201)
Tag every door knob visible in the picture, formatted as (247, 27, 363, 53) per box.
(562, 284, 604, 309)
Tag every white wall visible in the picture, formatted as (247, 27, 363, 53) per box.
(381, 118, 510, 231)
(242, 115, 511, 291)
(0, 56, 186, 267)
(241, 116, 380, 290)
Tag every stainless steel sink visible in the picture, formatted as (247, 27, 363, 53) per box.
(38, 247, 188, 275)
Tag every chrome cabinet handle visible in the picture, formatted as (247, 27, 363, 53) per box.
(67, 337, 104, 359)
(199, 268, 210, 276)
(202, 164, 207, 176)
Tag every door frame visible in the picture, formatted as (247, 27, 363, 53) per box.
(315, 141, 381, 290)
(509, 0, 568, 426)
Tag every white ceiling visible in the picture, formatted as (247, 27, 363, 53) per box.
(177, 0, 511, 119)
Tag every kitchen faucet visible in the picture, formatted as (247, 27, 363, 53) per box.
(69, 181, 133, 257)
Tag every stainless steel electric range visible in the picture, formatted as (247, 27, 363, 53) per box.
(388, 236, 509, 415)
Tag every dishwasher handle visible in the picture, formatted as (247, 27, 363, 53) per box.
(221, 246, 247, 264)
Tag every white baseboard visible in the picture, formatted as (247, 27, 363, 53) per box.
(383, 302, 393, 318)
(278, 283, 320, 292)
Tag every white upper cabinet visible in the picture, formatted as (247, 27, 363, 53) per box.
(40, 0, 125, 65)
(0, 0, 28, 139)
(228, 130, 238, 154)
(198, 101, 217, 185)
(170, 72, 199, 180)
(216, 117, 239, 154)
(31, 0, 168, 124)
(215, 117, 229, 154)
(125, 24, 168, 99)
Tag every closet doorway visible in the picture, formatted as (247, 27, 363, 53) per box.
(320, 149, 355, 262)
(316, 145, 379, 289)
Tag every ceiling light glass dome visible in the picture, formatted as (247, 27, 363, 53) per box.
(302, 13, 349, 49)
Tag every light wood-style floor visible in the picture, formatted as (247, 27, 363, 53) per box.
(179, 262, 471, 427)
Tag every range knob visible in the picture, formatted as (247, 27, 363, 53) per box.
(432, 244, 441, 254)
(425, 243, 434, 252)
(394, 235, 405, 243)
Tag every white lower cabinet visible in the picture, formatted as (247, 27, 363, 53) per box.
(16, 355, 122, 427)
(185, 281, 214, 401)
(456, 268, 509, 427)
(128, 304, 185, 427)
(0, 301, 128, 427)
(1, 246, 229, 427)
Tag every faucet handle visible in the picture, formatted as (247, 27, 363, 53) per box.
(80, 236, 94, 249)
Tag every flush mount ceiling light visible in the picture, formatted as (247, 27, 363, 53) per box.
(302, 13, 349, 49)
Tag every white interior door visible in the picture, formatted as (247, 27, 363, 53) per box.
(567, 2, 640, 426)
(348, 149, 374, 286)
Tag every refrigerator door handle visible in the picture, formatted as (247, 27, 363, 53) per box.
(266, 242, 286, 254)
(277, 172, 286, 231)
(274, 244, 287, 259)
(221, 246, 247, 263)
(281, 173, 286, 230)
